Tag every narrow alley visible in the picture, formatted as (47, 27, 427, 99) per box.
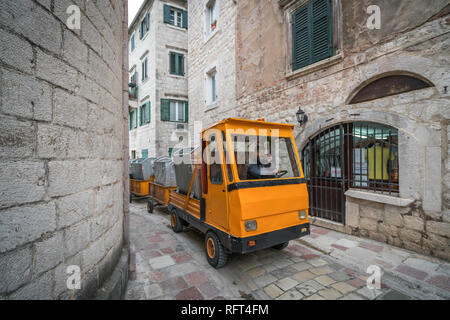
(125, 202, 450, 300)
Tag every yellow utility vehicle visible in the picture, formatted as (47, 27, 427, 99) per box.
(167, 118, 310, 268)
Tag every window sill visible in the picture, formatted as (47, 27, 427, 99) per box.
(161, 120, 188, 124)
(345, 189, 414, 207)
(168, 74, 185, 79)
(166, 23, 187, 32)
(205, 103, 218, 111)
(141, 31, 150, 42)
(204, 28, 219, 45)
(286, 52, 343, 81)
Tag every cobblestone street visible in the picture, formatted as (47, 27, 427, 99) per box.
(125, 202, 450, 300)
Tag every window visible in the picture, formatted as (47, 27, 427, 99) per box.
(222, 132, 233, 182)
(139, 12, 149, 39)
(291, 0, 333, 71)
(129, 109, 138, 130)
(301, 122, 399, 223)
(141, 58, 148, 81)
(231, 134, 300, 181)
(170, 8, 183, 27)
(129, 72, 138, 99)
(163, 4, 188, 29)
(208, 134, 223, 185)
(131, 150, 136, 159)
(161, 99, 188, 123)
(139, 102, 150, 126)
(141, 149, 148, 159)
(205, 0, 217, 37)
(206, 68, 217, 105)
(130, 33, 135, 52)
(169, 52, 185, 76)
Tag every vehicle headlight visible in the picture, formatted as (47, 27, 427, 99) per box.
(298, 210, 307, 220)
(245, 220, 257, 231)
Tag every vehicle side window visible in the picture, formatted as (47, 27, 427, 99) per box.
(209, 134, 223, 185)
(222, 132, 233, 182)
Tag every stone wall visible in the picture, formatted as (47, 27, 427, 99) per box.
(234, 1, 450, 260)
(0, 0, 128, 299)
(187, 0, 237, 147)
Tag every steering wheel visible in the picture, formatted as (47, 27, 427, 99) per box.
(275, 170, 288, 178)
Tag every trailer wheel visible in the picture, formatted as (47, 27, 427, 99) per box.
(170, 210, 183, 233)
(204, 231, 228, 269)
(272, 241, 289, 250)
(147, 199, 154, 213)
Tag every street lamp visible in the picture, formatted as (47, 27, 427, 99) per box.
(296, 107, 308, 126)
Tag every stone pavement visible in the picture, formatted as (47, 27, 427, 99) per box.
(125, 202, 450, 300)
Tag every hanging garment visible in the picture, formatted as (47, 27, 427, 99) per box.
(365, 146, 395, 180)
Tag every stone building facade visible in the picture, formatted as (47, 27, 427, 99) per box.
(187, 0, 237, 147)
(189, 0, 450, 260)
(128, 0, 189, 158)
(0, 0, 129, 299)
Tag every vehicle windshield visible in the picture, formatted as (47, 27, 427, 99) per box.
(231, 134, 300, 180)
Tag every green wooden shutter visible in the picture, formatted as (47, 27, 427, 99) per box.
(292, 0, 332, 71)
(142, 149, 148, 159)
(129, 112, 132, 130)
(170, 52, 175, 74)
(180, 54, 184, 76)
(292, 4, 310, 71)
(182, 10, 188, 29)
(311, 0, 333, 63)
(134, 109, 138, 128)
(184, 101, 188, 123)
(161, 99, 170, 121)
(163, 4, 171, 24)
(146, 101, 151, 123)
(145, 12, 150, 31)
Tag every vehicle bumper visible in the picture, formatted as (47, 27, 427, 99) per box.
(229, 223, 310, 254)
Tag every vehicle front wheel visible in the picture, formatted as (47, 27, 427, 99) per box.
(204, 231, 228, 268)
(170, 210, 183, 233)
(272, 241, 289, 250)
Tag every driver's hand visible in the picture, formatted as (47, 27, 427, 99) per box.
(273, 169, 279, 174)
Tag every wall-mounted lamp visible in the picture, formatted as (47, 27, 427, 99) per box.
(296, 107, 308, 126)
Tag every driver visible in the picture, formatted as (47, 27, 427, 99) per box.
(248, 150, 279, 179)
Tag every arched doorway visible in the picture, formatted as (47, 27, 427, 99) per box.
(301, 122, 399, 223)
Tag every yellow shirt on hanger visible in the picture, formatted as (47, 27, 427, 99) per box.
(365, 146, 394, 180)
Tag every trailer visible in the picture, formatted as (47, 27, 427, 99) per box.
(146, 181, 177, 213)
(167, 118, 310, 268)
(129, 178, 152, 203)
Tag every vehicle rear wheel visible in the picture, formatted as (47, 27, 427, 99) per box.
(170, 210, 183, 233)
(147, 199, 154, 213)
(204, 231, 228, 268)
(272, 241, 289, 250)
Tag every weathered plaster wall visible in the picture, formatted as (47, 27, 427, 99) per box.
(0, 0, 128, 299)
(235, 0, 450, 260)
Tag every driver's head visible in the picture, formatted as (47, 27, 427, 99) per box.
(258, 150, 272, 165)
